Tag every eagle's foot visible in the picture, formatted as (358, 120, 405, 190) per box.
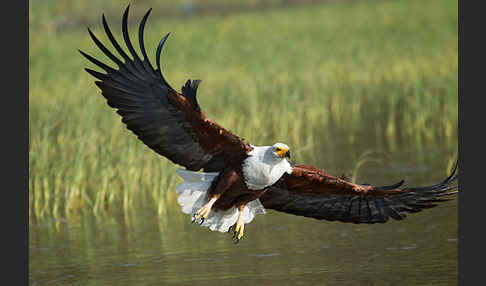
(191, 197, 218, 224)
(192, 204, 211, 224)
(229, 215, 245, 244)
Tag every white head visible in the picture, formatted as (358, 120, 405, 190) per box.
(270, 142, 291, 160)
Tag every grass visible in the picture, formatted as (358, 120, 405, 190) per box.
(29, 0, 458, 222)
(29, 0, 344, 34)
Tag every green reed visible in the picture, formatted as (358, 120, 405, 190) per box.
(29, 0, 458, 222)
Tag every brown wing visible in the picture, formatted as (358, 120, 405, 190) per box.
(79, 6, 251, 172)
(260, 163, 458, 223)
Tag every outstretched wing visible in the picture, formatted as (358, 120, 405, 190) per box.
(79, 6, 252, 172)
(260, 162, 458, 223)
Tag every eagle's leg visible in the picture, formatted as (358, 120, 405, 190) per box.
(192, 194, 221, 223)
(230, 204, 246, 244)
(192, 167, 240, 224)
(228, 190, 267, 243)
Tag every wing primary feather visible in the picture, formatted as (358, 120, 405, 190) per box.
(155, 33, 172, 88)
(79, 49, 116, 73)
(374, 179, 405, 191)
(138, 8, 156, 78)
(448, 160, 459, 181)
(102, 13, 131, 62)
(436, 191, 458, 197)
(122, 5, 144, 68)
(87, 27, 124, 67)
(85, 68, 107, 81)
(103, 9, 155, 84)
(138, 8, 155, 75)
(79, 50, 140, 90)
(382, 197, 406, 220)
(406, 162, 458, 192)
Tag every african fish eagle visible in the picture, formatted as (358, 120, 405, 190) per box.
(80, 6, 459, 243)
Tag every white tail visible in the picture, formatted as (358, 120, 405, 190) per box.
(175, 168, 266, 232)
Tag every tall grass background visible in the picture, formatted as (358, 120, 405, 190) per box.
(29, 0, 458, 222)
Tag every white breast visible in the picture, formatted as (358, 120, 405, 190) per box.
(242, 146, 293, 190)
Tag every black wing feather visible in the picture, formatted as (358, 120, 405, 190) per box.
(261, 164, 458, 224)
(81, 6, 249, 171)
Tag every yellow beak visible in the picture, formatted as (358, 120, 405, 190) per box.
(276, 148, 290, 158)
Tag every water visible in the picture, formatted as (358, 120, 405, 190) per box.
(29, 147, 458, 286)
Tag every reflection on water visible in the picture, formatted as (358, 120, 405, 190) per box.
(30, 146, 457, 286)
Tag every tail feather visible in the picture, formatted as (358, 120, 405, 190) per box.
(176, 168, 218, 182)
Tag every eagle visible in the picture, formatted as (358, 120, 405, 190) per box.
(80, 6, 458, 244)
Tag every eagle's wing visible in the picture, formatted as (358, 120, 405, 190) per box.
(260, 163, 458, 223)
(79, 7, 252, 172)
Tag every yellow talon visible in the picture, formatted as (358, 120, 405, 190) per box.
(231, 213, 245, 243)
(195, 207, 209, 219)
(193, 197, 219, 224)
(237, 224, 244, 240)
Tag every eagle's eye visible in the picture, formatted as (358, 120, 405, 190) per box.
(275, 147, 281, 152)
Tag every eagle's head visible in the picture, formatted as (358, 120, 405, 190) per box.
(271, 142, 291, 159)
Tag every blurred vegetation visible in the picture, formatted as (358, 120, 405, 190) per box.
(29, 0, 458, 222)
(29, 0, 351, 33)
